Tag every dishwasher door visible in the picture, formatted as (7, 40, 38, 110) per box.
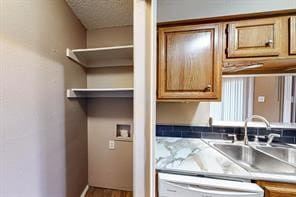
(158, 173, 264, 197)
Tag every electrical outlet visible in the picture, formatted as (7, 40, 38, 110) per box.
(258, 96, 265, 103)
(109, 140, 115, 150)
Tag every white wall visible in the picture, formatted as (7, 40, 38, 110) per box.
(87, 98, 133, 191)
(87, 26, 133, 48)
(158, 0, 296, 22)
(0, 1, 87, 197)
(157, 102, 210, 125)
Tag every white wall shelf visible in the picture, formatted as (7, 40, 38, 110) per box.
(66, 45, 133, 68)
(67, 88, 133, 98)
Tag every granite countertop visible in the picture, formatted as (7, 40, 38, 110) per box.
(156, 137, 296, 183)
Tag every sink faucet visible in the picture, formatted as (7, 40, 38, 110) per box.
(244, 115, 271, 145)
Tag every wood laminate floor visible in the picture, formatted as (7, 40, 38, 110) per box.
(85, 187, 133, 197)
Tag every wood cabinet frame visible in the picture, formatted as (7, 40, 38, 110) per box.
(158, 23, 222, 101)
(158, 10, 296, 79)
(290, 16, 296, 55)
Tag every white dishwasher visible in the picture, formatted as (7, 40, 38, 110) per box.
(159, 173, 264, 197)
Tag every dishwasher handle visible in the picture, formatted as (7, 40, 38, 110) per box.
(165, 181, 260, 197)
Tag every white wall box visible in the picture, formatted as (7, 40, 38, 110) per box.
(115, 123, 133, 141)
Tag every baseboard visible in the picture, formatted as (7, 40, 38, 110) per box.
(80, 185, 89, 197)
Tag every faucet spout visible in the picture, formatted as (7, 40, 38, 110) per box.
(244, 115, 271, 145)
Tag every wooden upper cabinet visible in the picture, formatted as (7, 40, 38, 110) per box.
(158, 23, 222, 100)
(226, 17, 282, 58)
(290, 16, 296, 55)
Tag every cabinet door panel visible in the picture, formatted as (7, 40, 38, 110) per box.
(237, 25, 274, 48)
(227, 18, 282, 58)
(166, 31, 213, 91)
(158, 24, 222, 100)
(290, 16, 296, 55)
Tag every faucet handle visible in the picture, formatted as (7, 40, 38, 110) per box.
(227, 134, 237, 143)
(254, 135, 266, 143)
(268, 133, 280, 138)
(267, 133, 281, 145)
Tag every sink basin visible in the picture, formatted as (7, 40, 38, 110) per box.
(255, 145, 296, 166)
(213, 143, 296, 174)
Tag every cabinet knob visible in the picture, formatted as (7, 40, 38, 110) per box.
(266, 40, 273, 47)
(204, 85, 212, 92)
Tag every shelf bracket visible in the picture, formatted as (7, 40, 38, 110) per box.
(66, 48, 87, 66)
(66, 89, 78, 98)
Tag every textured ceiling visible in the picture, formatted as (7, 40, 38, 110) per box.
(65, 0, 133, 30)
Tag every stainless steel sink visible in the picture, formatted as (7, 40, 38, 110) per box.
(255, 145, 296, 166)
(213, 143, 296, 174)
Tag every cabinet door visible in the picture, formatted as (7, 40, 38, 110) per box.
(290, 16, 296, 55)
(256, 181, 296, 197)
(227, 18, 282, 58)
(158, 24, 222, 100)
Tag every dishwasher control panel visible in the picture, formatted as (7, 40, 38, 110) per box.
(158, 173, 264, 197)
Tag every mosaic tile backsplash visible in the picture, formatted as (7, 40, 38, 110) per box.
(156, 125, 296, 144)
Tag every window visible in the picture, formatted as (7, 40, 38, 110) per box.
(210, 75, 296, 123)
(210, 77, 251, 121)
